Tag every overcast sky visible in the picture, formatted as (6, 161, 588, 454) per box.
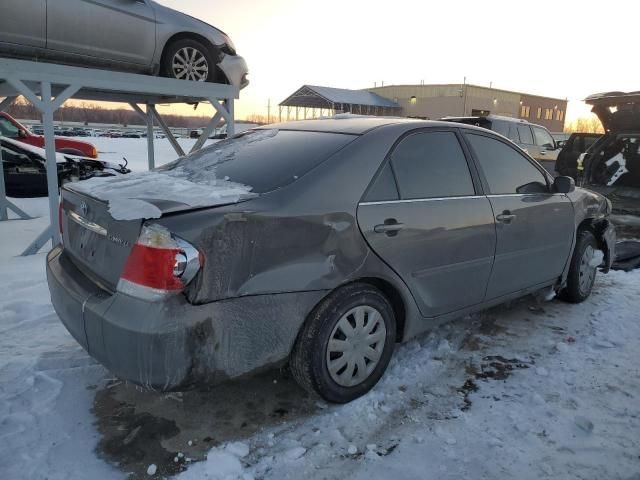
(158, 0, 638, 122)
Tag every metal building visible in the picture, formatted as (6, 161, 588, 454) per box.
(278, 85, 401, 121)
(368, 83, 567, 131)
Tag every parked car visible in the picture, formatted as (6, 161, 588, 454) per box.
(442, 115, 560, 173)
(0, 0, 248, 88)
(0, 112, 98, 158)
(48, 117, 615, 404)
(578, 92, 640, 235)
(2, 137, 129, 197)
(555, 132, 603, 180)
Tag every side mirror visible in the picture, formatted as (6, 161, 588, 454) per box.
(18, 129, 27, 138)
(554, 176, 575, 194)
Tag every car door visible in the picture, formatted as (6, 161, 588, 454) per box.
(532, 125, 559, 173)
(0, 0, 46, 48)
(46, 0, 156, 66)
(358, 129, 496, 318)
(464, 132, 574, 300)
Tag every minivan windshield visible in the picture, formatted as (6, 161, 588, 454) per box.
(158, 129, 356, 193)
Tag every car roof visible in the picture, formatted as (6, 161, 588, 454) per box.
(258, 115, 438, 135)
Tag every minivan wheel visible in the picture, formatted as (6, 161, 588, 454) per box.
(559, 229, 599, 303)
(161, 38, 217, 83)
(290, 283, 396, 404)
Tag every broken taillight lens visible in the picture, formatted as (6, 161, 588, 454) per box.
(117, 224, 201, 301)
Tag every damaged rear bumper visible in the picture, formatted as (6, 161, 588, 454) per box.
(46, 246, 326, 390)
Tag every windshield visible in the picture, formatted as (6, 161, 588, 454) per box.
(158, 129, 356, 194)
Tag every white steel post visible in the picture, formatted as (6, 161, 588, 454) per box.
(40, 82, 61, 246)
(146, 103, 155, 170)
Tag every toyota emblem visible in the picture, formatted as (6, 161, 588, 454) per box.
(80, 201, 88, 216)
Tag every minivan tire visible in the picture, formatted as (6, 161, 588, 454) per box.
(290, 283, 396, 403)
(559, 229, 599, 303)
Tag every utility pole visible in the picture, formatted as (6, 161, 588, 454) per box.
(266, 98, 271, 124)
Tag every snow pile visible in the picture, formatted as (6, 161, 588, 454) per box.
(68, 171, 254, 220)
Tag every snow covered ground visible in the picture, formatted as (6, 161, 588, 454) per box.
(1, 139, 640, 480)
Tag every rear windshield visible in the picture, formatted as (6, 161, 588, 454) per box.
(157, 129, 356, 193)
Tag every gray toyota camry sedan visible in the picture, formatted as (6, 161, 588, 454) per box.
(47, 117, 616, 403)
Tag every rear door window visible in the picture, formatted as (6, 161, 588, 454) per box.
(517, 125, 534, 145)
(390, 131, 475, 199)
(158, 129, 356, 194)
(465, 133, 549, 194)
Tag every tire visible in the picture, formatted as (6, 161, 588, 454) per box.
(290, 283, 396, 404)
(161, 38, 218, 83)
(559, 229, 599, 303)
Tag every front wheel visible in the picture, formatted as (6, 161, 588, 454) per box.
(559, 229, 599, 303)
(161, 38, 218, 83)
(290, 283, 396, 403)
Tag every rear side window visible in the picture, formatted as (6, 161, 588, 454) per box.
(364, 163, 399, 202)
(491, 121, 509, 138)
(390, 131, 475, 199)
(158, 129, 355, 194)
(465, 133, 549, 195)
(517, 125, 534, 145)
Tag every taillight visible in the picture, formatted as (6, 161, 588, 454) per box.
(117, 224, 201, 301)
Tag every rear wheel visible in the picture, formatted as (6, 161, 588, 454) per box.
(559, 229, 599, 303)
(161, 38, 218, 83)
(290, 283, 396, 403)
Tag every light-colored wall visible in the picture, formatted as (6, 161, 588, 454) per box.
(367, 85, 559, 128)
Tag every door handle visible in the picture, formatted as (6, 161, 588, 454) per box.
(539, 151, 547, 156)
(374, 221, 405, 235)
(496, 212, 517, 224)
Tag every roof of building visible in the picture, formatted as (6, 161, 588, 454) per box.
(280, 85, 401, 109)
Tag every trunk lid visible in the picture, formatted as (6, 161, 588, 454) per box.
(585, 91, 640, 132)
(61, 188, 143, 292)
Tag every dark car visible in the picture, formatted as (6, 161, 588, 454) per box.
(579, 92, 640, 236)
(47, 117, 615, 403)
(1, 137, 130, 197)
(555, 132, 603, 180)
(442, 115, 559, 173)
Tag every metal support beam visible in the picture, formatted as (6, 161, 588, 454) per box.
(149, 105, 185, 158)
(146, 103, 155, 170)
(190, 111, 222, 154)
(0, 95, 17, 112)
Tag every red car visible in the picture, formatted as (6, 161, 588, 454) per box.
(0, 112, 98, 158)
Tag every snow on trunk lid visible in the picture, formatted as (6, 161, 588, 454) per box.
(67, 170, 254, 221)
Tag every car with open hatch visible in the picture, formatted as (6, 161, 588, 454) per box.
(47, 117, 615, 403)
